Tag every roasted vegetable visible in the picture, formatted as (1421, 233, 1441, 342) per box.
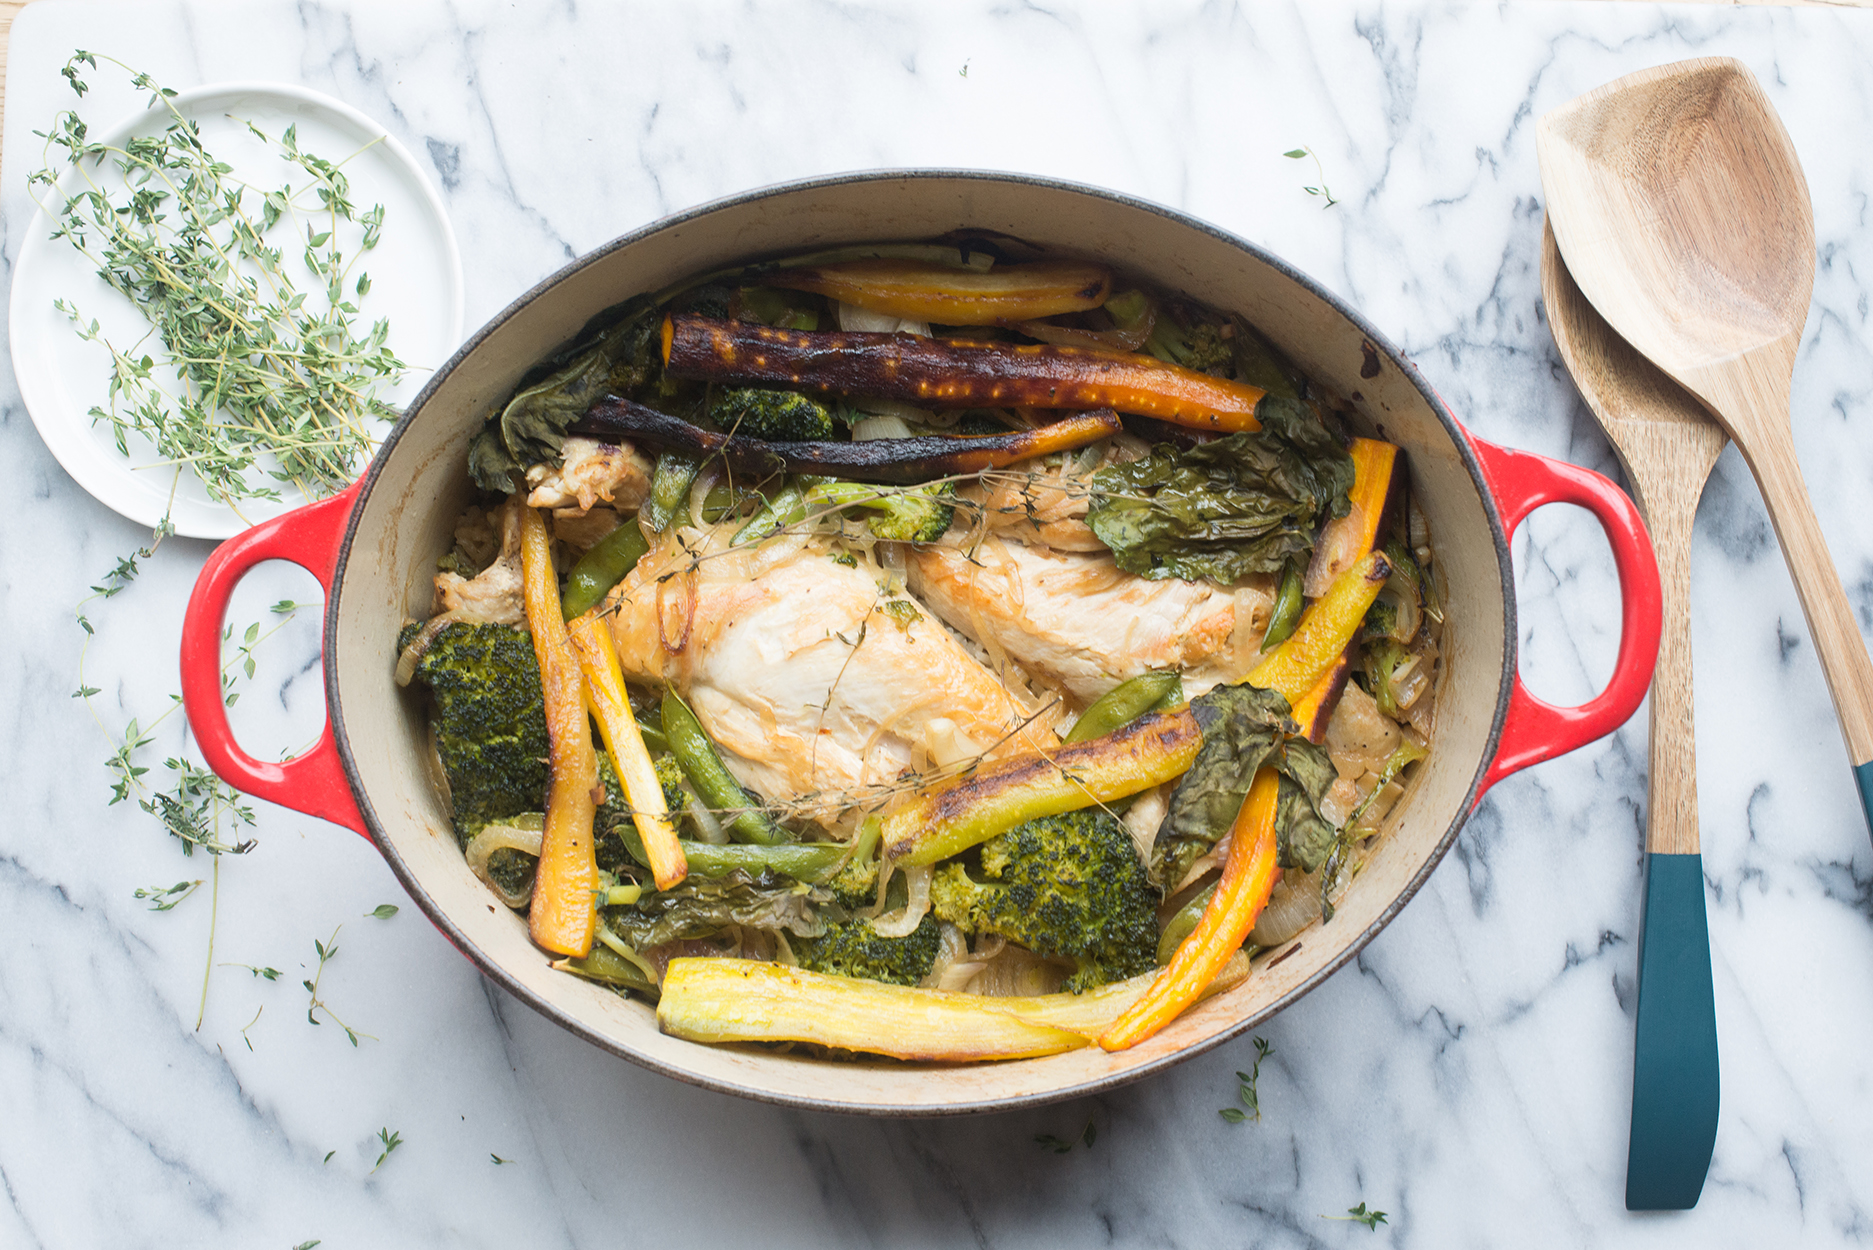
(604, 868, 828, 949)
(791, 914, 942, 986)
(709, 387, 838, 442)
(883, 708, 1204, 867)
(928, 811, 1158, 993)
(521, 504, 601, 958)
(654, 950, 1256, 1059)
(804, 479, 957, 543)
(661, 316, 1267, 433)
(467, 295, 663, 494)
(764, 258, 1112, 324)
(661, 691, 788, 846)
(1288, 650, 1355, 744)
(400, 621, 547, 840)
(1144, 306, 1233, 375)
(1085, 398, 1355, 584)
(1099, 766, 1281, 1052)
(568, 610, 686, 891)
(1151, 684, 1291, 888)
(1249, 550, 1392, 706)
(1063, 671, 1184, 744)
(561, 520, 649, 620)
(574, 397, 1123, 486)
(1304, 438, 1404, 596)
(1261, 560, 1305, 651)
(641, 451, 702, 533)
(656, 959, 1092, 1060)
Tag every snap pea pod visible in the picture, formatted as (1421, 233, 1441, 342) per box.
(733, 477, 811, 546)
(1064, 671, 1185, 745)
(1156, 882, 1216, 965)
(660, 691, 788, 845)
(674, 841, 847, 882)
(1260, 560, 1305, 652)
(560, 522, 650, 620)
(642, 451, 701, 533)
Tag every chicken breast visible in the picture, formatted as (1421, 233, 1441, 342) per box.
(525, 437, 655, 512)
(958, 432, 1151, 553)
(434, 497, 525, 625)
(605, 529, 1051, 823)
(906, 535, 1274, 705)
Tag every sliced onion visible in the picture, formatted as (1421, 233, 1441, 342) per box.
(924, 921, 974, 989)
(869, 862, 933, 937)
(836, 301, 932, 337)
(394, 611, 464, 686)
(464, 822, 544, 909)
(1008, 317, 1151, 352)
(1249, 866, 1344, 947)
(963, 944, 1067, 997)
(851, 414, 917, 441)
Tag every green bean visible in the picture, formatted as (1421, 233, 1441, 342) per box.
(679, 841, 846, 882)
(560, 522, 650, 620)
(660, 691, 788, 845)
(642, 451, 701, 533)
(1064, 670, 1184, 745)
(1261, 559, 1305, 652)
(732, 478, 808, 546)
(1157, 882, 1216, 965)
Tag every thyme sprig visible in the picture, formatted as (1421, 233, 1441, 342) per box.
(1220, 1036, 1274, 1124)
(303, 925, 373, 1047)
(29, 52, 404, 506)
(1323, 1202, 1389, 1231)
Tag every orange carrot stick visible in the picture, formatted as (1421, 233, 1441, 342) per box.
(568, 610, 687, 891)
(1098, 766, 1281, 1051)
(520, 503, 601, 958)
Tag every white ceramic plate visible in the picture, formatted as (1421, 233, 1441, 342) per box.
(10, 82, 464, 539)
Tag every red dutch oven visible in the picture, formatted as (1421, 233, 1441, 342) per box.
(178, 173, 1659, 1114)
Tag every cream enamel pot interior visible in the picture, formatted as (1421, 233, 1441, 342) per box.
(178, 172, 1661, 1115)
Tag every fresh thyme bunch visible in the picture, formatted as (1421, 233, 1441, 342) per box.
(28, 52, 404, 505)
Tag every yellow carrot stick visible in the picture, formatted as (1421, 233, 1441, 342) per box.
(1098, 766, 1281, 1052)
(520, 503, 601, 958)
(568, 609, 687, 891)
(1247, 550, 1391, 706)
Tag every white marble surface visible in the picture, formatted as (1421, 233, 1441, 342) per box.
(4, 0, 1873, 1245)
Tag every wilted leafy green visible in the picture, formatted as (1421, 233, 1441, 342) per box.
(1086, 397, 1353, 585)
(1151, 683, 1340, 887)
(467, 294, 664, 493)
(603, 868, 829, 949)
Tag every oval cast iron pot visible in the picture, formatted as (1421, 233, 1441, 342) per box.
(176, 172, 1661, 1115)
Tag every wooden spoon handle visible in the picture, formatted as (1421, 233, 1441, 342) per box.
(1749, 436, 1873, 769)
(1641, 468, 1713, 855)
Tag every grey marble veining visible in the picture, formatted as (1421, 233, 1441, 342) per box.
(4, 1, 1873, 1245)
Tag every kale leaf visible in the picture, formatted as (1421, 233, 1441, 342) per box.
(1085, 397, 1354, 585)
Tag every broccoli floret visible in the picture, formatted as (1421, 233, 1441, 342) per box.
(930, 811, 1158, 993)
(792, 914, 941, 986)
(1145, 307, 1234, 376)
(653, 752, 689, 812)
(710, 387, 837, 441)
(400, 621, 548, 842)
(808, 479, 957, 543)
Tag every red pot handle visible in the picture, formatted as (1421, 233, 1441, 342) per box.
(179, 482, 369, 837)
(1470, 436, 1661, 799)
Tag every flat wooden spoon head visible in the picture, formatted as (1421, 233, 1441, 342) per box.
(1536, 57, 1814, 433)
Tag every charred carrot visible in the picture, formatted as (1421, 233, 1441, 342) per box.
(883, 708, 1203, 867)
(567, 610, 687, 891)
(1248, 550, 1391, 705)
(763, 258, 1112, 324)
(573, 398, 1122, 486)
(520, 503, 601, 957)
(1304, 438, 1403, 596)
(1098, 766, 1281, 1051)
(1288, 649, 1355, 744)
(661, 316, 1267, 433)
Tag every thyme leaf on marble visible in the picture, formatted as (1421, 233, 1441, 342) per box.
(1034, 1118, 1098, 1153)
(293, 1241, 322, 1250)
(491, 1154, 513, 1165)
(240, 1004, 263, 1050)
(370, 1127, 404, 1174)
(367, 903, 400, 919)
(303, 925, 373, 1046)
(134, 879, 201, 911)
(1282, 147, 1339, 208)
(30, 52, 405, 506)
(1322, 1202, 1388, 1231)
(1219, 1036, 1274, 1124)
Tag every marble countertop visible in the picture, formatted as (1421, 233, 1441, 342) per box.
(5, 1, 1873, 1245)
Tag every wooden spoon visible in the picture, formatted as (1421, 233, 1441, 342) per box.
(1538, 56, 1873, 836)
(1541, 218, 1721, 1212)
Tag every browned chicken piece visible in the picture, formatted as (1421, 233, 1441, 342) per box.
(906, 535, 1274, 705)
(525, 437, 655, 512)
(604, 529, 1052, 823)
(434, 496, 525, 625)
(958, 433, 1150, 553)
